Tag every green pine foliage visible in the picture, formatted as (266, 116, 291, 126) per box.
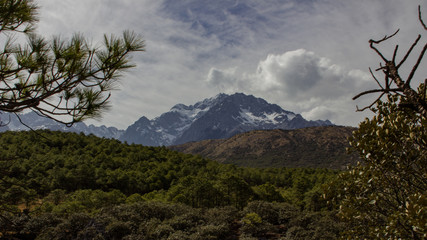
(0, 130, 344, 239)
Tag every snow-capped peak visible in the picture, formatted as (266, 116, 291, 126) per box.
(120, 93, 333, 146)
(170, 93, 228, 120)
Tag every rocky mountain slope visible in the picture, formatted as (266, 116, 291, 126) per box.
(1, 93, 334, 146)
(169, 126, 359, 169)
(120, 93, 333, 146)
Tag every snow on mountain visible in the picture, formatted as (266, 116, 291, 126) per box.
(121, 93, 333, 146)
(238, 109, 295, 125)
(1, 93, 333, 145)
(119, 94, 229, 146)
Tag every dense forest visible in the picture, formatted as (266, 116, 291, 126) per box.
(0, 130, 346, 239)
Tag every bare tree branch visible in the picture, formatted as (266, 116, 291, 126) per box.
(369, 67, 384, 89)
(353, 88, 401, 101)
(406, 43, 427, 86)
(354, 5, 427, 118)
(356, 92, 386, 111)
(419, 5, 427, 30)
(369, 29, 399, 62)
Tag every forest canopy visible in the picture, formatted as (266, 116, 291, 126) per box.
(0, 130, 343, 239)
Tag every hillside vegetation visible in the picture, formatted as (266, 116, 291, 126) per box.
(170, 126, 359, 169)
(0, 130, 347, 239)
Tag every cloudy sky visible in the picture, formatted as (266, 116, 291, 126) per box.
(35, 0, 426, 129)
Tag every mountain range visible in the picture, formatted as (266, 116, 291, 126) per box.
(0, 111, 124, 139)
(0, 93, 333, 146)
(119, 93, 333, 146)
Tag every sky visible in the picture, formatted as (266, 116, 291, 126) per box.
(34, 0, 426, 129)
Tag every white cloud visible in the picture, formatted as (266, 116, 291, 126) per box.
(302, 106, 337, 122)
(206, 49, 374, 126)
(31, 0, 424, 128)
(206, 68, 239, 94)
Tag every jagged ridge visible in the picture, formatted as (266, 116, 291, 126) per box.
(120, 93, 333, 146)
(0, 111, 124, 139)
(1, 93, 334, 146)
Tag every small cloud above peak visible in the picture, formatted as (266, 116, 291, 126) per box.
(205, 49, 374, 126)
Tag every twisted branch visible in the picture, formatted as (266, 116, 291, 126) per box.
(355, 5, 427, 118)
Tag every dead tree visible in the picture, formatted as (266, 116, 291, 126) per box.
(353, 5, 427, 118)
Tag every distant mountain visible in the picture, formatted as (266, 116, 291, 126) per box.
(120, 93, 333, 146)
(0, 93, 334, 146)
(0, 111, 124, 139)
(169, 126, 359, 169)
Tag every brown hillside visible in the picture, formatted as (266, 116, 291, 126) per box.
(169, 126, 360, 169)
